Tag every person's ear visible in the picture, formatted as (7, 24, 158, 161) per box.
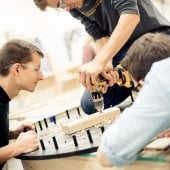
(11, 63, 21, 75)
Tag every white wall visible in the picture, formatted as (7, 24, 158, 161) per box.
(0, 0, 169, 71)
(0, 0, 87, 71)
(153, 0, 170, 20)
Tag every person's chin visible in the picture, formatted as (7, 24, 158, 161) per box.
(28, 87, 36, 92)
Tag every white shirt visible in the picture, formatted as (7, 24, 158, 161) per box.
(100, 57, 170, 166)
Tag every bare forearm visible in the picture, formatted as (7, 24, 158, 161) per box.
(0, 142, 23, 163)
(95, 36, 109, 53)
(94, 14, 140, 66)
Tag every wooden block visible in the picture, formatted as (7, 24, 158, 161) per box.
(61, 107, 121, 134)
(145, 137, 170, 150)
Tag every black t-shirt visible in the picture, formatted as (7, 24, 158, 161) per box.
(70, 0, 170, 41)
(70, 0, 170, 66)
(0, 86, 10, 170)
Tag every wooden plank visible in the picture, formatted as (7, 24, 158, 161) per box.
(145, 138, 170, 150)
(61, 107, 121, 134)
(21, 153, 170, 170)
(21, 155, 115, 170)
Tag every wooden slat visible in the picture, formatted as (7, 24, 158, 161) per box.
(145, 138, 170, 150)
(61, 107, 121, 134)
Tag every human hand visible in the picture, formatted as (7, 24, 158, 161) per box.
(79, 59, 104, 90)
(79, 59, 119, 92)
(10, 121, 35, 139)
(101, 61, 119, 87)
(15, 130, 39, 154)
(96, 146, 113, 167)
(157, 129, 170, 138)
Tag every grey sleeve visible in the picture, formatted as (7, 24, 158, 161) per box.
(112, 0, 139, 15)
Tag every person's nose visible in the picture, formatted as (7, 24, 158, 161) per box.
(38, 71, 44, 80)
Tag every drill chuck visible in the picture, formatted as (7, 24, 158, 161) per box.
(91, 92, 104, 112)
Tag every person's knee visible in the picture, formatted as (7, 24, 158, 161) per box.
(80, 90, 97, 114)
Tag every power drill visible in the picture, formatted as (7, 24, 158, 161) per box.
(91, 65, 134, 112)
(91, 75, 108, 113)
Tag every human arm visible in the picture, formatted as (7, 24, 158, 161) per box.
(0, 130, 38, 163)
(96, 60, 170, 167)
(9, 121, 35, 139)
(79, 13, 139, 90)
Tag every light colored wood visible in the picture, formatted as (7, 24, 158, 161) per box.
(126, 160, 169, 170)
(145, 137, 170, 150)
(61, 107, 121, 134)
(21, 153, 170, 170)
(9, 88, 84, 120)
(21, 155, 122, 170)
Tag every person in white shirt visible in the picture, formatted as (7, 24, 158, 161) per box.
(96, 32, 170, 167)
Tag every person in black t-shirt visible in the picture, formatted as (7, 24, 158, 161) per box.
(0, 39, 44, 169)
(33, 0, 170, 114)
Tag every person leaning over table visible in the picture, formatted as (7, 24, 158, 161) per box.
(96, 32, 170, 167)
(0, 39, 44, 169)
(33, 0, 170, 114)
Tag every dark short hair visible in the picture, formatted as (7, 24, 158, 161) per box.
(0, 39, 44, 76)
(33, 0, 48, 11)
(121, 33, 170, 81)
